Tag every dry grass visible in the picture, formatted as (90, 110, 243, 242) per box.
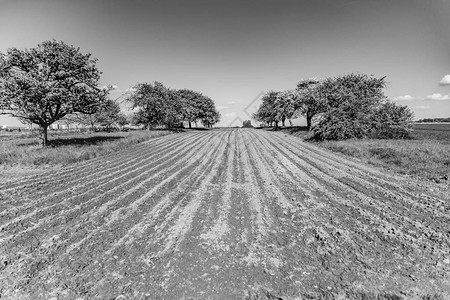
(320, 138, 449, 181)
(0, 129, 175, 168)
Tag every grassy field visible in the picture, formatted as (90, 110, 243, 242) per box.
(0, 129, 176, 168)
(280, 123, 450, 182)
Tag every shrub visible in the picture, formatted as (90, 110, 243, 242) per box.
(307, 73, 413, 141)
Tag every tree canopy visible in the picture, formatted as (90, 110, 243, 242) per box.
(253, 73, 414, 140)
(253, 91, 280, 127)
(128, 82, 220, 129)
(76, 99, 124, 131)
(0, 40, 110, 145)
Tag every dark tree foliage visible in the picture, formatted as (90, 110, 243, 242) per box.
(253, 91, 280, 127)
(177, 89, 203, 128)
(370, 102, 414, 139)
(0, 40, 110, 146)
(177, 89, 220, 128)
(128, 82, 182, 129)
(242, 120, 253, 128)
(275, 90, 299, 127)
(254, 90, 300, 127)
(295, 79, 326, 130)
(128, 82, 220, 129)
(254, 73, 413, 140)
(308, 73, 413, 141)
(198, 96, 220, 128)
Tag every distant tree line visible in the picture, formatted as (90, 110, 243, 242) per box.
(416, 117, 450, 123)
(253, 73, 414, 141)
(127, 81, 220, 129)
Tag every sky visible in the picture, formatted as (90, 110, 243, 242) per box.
(1, 0, 449, 127)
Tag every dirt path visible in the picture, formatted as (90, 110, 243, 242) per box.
(0, 129, 449, 299)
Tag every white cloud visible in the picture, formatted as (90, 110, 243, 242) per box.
(439, 75, 450, 85)
(413, 105, 431, 109)
(393, 95, 414, 101)
(216, 105, 229, 110)
(227, 101, 237, 105)
(425, 93, 450, 101)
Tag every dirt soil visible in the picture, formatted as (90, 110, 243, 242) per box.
(0, 129, 449, 300)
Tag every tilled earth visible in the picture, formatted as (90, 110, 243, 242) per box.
(0, 129, 449, 299)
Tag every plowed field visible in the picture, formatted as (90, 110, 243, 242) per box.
(0, 129, 449, 299)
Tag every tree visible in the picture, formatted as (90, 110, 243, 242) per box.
(116, 112, 129, 130)
(177, 89, 203, 128)
(127, 82, 183, 129)
(295, 79, 326, 130)
(253, 91, 280, 127)
(0, 40, 110, 146)
(197, 96, 220, 128)
(308, 73, 413, 140)
(275, 90, 299, 127)
(90, 99, 122, 131)
(242, 120, 253, 128)
(370, 101, 414, 139)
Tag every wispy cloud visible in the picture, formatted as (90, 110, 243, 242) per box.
(393, 95, 414, 101)
(439, 75, 450, 85)
(413, 105, 431, 109)
(216, 105, 229, 110)
(425, 93, 450, 101)
(226, 101, 237, 105)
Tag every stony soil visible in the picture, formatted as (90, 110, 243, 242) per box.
(0, 129, 449, 299)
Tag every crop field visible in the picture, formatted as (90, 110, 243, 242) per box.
(0, 129, 449, 299)
(413, 123, 450, 142)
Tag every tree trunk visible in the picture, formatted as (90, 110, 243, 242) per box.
(289, 119, 293, 127)
(189, 121, 192, 129)
(40, 125, 49, 147)
(282, 118, 286, 127)
(275, 121, 279, 128)
(306, 112, 313, 131)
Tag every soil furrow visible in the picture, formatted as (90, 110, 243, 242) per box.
(0, 132, 201, 197)
(0, 132, 211, 229)
(261, 132, 450, 240)
(0, 132, 215, 240)
(1, 129, 449, 300)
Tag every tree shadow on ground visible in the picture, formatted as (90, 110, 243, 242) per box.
(286, 126, 309, 133)
(48, 136, 124, 147)
(267, 126, 309, 133)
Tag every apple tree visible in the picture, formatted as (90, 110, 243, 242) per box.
(0, 40, 110, 146)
